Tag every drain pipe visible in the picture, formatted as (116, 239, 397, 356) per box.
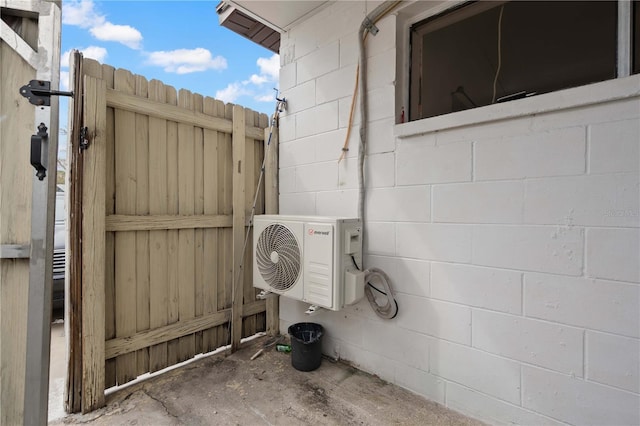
(357, 1, 401, 319)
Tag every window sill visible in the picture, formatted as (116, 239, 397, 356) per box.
(394, 75, 640, 139)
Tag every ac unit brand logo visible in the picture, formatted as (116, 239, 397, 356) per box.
(308, 229, 329, 236)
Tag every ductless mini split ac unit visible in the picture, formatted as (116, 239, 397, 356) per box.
(252, 215, 364, 311)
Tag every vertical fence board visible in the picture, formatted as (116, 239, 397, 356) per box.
(148, 79, 169, 372)
(231, 105, 246, 351)
(113, 68, 138, 384)
(177, 89, 196, 361)
(202, 97, 219, 353)
(264, 119, 280, 336)
(134, 75, 150, 375)
(102, 64, 117, 388)
(81, 75, 106, 412)
(218, 103, 233, 347)
(193, 94, 205, 354)
(165, 85, 180, 366)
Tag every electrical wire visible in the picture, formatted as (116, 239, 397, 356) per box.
(492, 4, 505, 104)
(364, 268, 398, 319)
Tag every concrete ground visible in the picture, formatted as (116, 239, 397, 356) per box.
(50, 334, 482, 426)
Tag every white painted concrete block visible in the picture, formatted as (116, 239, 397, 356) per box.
(472, 226, 584, 275)
(366, 14, 396, 57)
(524, 273, 640, 338)
(430, 263, 522, 314)
(367, 118, 395, 154)
(396, 367, 446, 405)
(433, 181, 524, 224)
(366, 51, 396, 91)
(338, 94, 360, 128)
(431, 339, 521, 404)
(397, 140, 472, 185)
(365, 152, 395, 188)
(281, 80, 315, 113)
(364, 222, 395, 256)
(296, 42, 339, 83)
(279, 167, 296, 194)
(314, 128, 352, 162)
(279, 62, 296, 91)
(475, 127, 586, 180)
(472, 310, 584, 376)
(337, 157, 358, 190)
(279, 193, 316, 216)
(364, 255, 430, 298)
(589, 119, 640, 174)
(524, 173, 640, 227)
(396, 295, 471, 344)
(586, 227, 640, 283)
(366, 186, 430, 223)
(522, 366, 640, 426)
(315, 190, 358, 217)
(446, 382, 565, 426)
(295, 101, 339, 139)
(396, 223, 472, 263)
(316, 64, 357, 105)
(295, 162, 338, 192)
(586, 331, 640, 393)
(394, 258, 431, 297)
(279, 140, 315, 168)
(367, 85, 396, 123)
(339, 33, 358, 67)
(278, 113, 295, 143)
(363, 320, 429, 371)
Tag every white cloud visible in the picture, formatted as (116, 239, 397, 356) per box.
(90, 22, 142, 50)
(61, 46, 108, 68)
(257, 54, 279, 81)
(62, 0, 103, 28)
(147, 48, 227, 74)
(254, 93, 275, 103)
(59, 71, 70, 91)
(215, 83, 250, 104)
(62, 0, 143, 49)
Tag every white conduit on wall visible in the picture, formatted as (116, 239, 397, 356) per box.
(357, 1, 402, 319)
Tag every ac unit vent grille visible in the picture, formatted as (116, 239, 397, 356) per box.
(256, 223, 301, 291)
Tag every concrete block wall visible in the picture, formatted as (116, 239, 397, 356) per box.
(275, 2, 640, 424)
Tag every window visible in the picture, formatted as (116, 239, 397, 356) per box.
(409, 1, 635, 121)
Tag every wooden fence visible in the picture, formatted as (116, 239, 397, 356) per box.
(67, 53, 278, 413)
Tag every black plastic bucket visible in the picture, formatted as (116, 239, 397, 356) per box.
(288, 322, 324, 371)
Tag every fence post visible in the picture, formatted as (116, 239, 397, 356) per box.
(81, 75, 106, 412)
(264, 124, 280, 336)
(231, 105, 245, 352)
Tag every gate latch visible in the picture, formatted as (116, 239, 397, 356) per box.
(19, 80, 73, 106)
(31, 123, 49, 180)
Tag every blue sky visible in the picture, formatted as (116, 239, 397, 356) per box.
(59, 0, 279, 157)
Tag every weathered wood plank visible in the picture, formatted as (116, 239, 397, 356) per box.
(177, 89, 196, 362)
(102, 63, 117, 389)
(134, 74, 150, 376)
(104, 300, 266, 359)
(105, 214, 233, 231)
(231, 104, 246, 352)
(113, 68, 138, 385)
(202, 96, 219, 353)
(105, 89, 265, 140)
(264, 123, 280, 336)
(193, 93, 205, 354)
(0, 39, 35, 424)
(220, 103, 234, 347)
(165, 85, 180, 366)
(80, 75, 106, 412)
(148, 79, 169, 373)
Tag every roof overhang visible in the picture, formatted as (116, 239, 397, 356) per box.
(216, 1, 330, 53)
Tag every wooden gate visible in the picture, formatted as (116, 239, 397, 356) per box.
(66, 53, 278, 413)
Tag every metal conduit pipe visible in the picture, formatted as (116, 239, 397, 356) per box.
(357, 1, 401, 319)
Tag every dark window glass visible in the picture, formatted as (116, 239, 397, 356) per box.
(410, 1, 617, 120)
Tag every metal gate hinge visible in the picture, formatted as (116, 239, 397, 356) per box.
(79, 126, 90, 150)
(19, 80, 74, 106)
